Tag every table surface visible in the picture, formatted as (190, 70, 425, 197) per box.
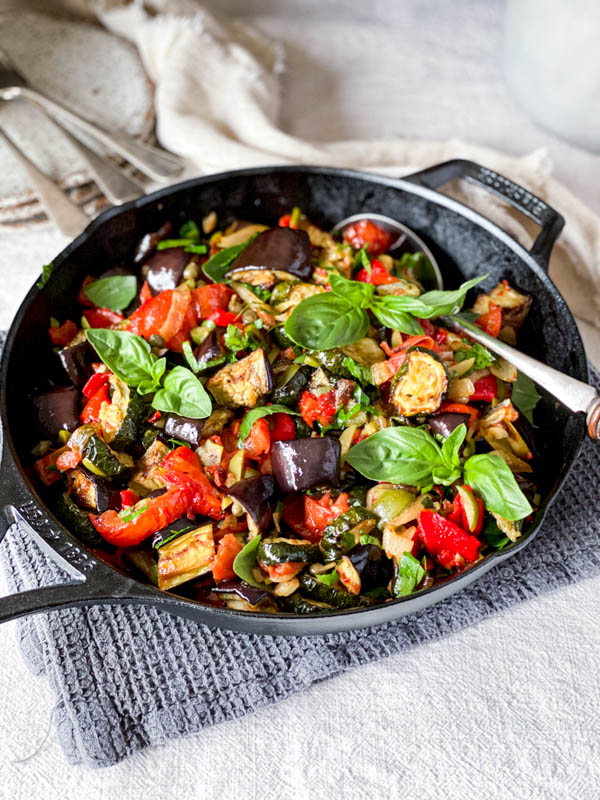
(1, 2, 599, 797)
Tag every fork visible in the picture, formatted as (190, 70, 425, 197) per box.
(0, 46, 184, 182)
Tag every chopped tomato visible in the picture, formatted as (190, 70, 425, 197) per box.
(139, 280, 153, 305)
(298, 390, 337, 428)
(355, 259, 396, 285)
(418, 509, 481, 570)
(343, 219, 395, 255)
(83, 307, 124, 329)
(77, 276, 96, 307)
(436, 401, 480, 426)
(304, 492, 350, 539)
(244, 417, 271, 459)
(278, 214, 292, 228)
(128, 288, 191, 343)
(192, 284, 233, 320)
(470, 374, 498, 402)
(269, 412, 296, 442)
(147, 410, 161, 424)
(208, 308, 243, 329)
(266, 562, 305, 580)
(281, 495, 314, 541)
(90, 487, 193, 547)
(80, 384, 110, 424)
(48, 319, 77, 346)
(55, 449, 81, 472)
(119, 489, 139, 509)
(212, 533, 243, 582)
(475, 300, 502, 337)
(82, 373, 110, 399)
(162, 446, 223, 519)
(34, 446, 69, 486)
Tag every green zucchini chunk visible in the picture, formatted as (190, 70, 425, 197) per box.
(307, 348, 353, 379)
(320, 506, 378, 563)
(389, 346, 448, 417)
(56, 492, 105, 548)
(100, 375, 147, 452)
(83, 434, 133, 479)
(257, 537, 320, 566)
(272, 365, 312, 406)
(281, 592, 333, 614)
(298, 573, 372, 609)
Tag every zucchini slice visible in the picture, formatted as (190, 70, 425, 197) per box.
(389, 346, 448, 417)
(257, 538, 320, 566)
(281, 592, 333, 614)
(157, 523, 215, 591)
(100, 375, 147, 453)
(82, 434, 134, 479)
(298, 574, 372, 609)
(319, 507, 378, 563)
(56, 492, 105, 548)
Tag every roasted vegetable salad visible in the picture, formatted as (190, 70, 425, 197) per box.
(32, 210, 542, 614)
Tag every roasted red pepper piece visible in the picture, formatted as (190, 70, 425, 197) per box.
(162, 446, 224, 519)
(278, 213, 292, 228)
(244, 417, 271, 459)
(212, 533, 244, 582)
(475, 300, 502, 337)
(269, 412, 296, 443)
(355, 258, 396, 285)
(207, 308, 243, 329)
(436, 401, 480, 426)
(343, 219, 394, 255)
(80, 384, 110, 424)
(48, 319, 77, 346)
(298, 390, 337, 428)
(418, 510, 481, 569)
(192, 284, 233, 320)
(34, 446, 69, 485)
(82, 372, 110, 399)
(55, 449, 82, 472)
(470, 374, 498, 402)
(304, 492, 350, 539)
(266, 562, 305, 580)
(120, 489, 140, 509)
(89, 487, 193, 547)
(83, 307, 124, 329)
(128, 288, 191, 343)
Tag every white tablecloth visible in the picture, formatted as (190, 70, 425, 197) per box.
(1, 1, 599, 796)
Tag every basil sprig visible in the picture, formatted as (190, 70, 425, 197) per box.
(238, 404, 298, 446)
(84, 275, 138, 311)
(86, 329, 212, 419)
(232, 535, 266, 588)
(511, 371, 541, 426)
(284, 272, 486, 350)
(345, 423, 532, 521)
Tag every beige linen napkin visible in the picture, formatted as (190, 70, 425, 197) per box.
(99, 0, 600, 328)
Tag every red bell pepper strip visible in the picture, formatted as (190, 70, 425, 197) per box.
(207, 308, 243, 329)
(83, 307, 124, 329)
(162, 446, 224, 519)
(55, 449, 82, 472)
(304, 492, 350, 540)
(48, 320, 77, 346)
(120, 489, 140, 509)
(269, 412, 296, 443)
(128, 288, 191, 343)
(343, 219, 395, 255)
(475, 300, 502, 337)
(192, 284, 233, 320)
(355, 259, 396, 285)
(82, 372, 110, 399)
(89, 487, 193, 547)
(80, 384, 110, 424)
(244, 417, 271, 459)
(278, 213, 292, 228)
(266, 562, 305, 580)
(212, 533, 244, 582)
(470, 374, 498, 402)
(418, 510, 481, 569)
(34, 446, 69, 485)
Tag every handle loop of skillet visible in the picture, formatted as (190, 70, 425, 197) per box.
(403, 159, 564, 270)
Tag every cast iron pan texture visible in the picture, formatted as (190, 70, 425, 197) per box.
(0, 162, 588, 635)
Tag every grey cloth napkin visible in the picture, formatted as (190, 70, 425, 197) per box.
(2, 348, 599, 767)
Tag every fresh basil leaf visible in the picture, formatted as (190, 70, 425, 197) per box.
(415, 275, 487, 318)
(137, 379, 160, 395)
(342, 356, 374, 386)
(315, 569, 339, 586)
(37, 262, 53, 289)
(483, 519, 510, 550)
(86, 329, 158, 389)
(354, 246, 371, 275)
(151, 357, 167, 382)
(455, 342, 495, 372)
(238, 404, 298, 446)
(370, 297, 425, 335)
(431, 464, 462, 486)
(441, 423, 467, 468)
(329, 274, 374, 308)
(464, 452, 532, 521)
(232, 535, 266, 588)
(392, 552, 425, 597)
(285, 293, 370, 350)
(224, 324, 253, 352)
(397, 251, 427, 275)
(179, 220, 201, 240)
(511, 371, 541, 426)
(84, 275, 137, 311)
(345, 427, 444, 485)
(202, 234, 258, 283)
(152, 366, 212, 419)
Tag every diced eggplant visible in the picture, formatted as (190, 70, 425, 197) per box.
(164, 414, 207, 448)
(210, 581, 270, 607)
(33, 386, 79, 438)
(58, 339, 95, 387)
(489, 282, 532, 332)
(65, 466, 121, 513)
(194, 329, 223, 368)
(428, 412, 470, 439)
(206, 348, 274, 408)
(144, 246, 190, 295)
(511, 412, 545, 465)
(271, 437, 341, 493)
(389, 347, 449, 417)
(152, 516, 200, 549)
(55, 492, 106, 548)
(228, 475, 276, 530)
(129, 439, 170, 494)
(133, 221, 173, 264)
(157, 523, 215, 591)
(225, 228, 313, 281)
(347, 544, 393, 592)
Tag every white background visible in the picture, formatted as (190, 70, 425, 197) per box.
(0, 1, 599, 797)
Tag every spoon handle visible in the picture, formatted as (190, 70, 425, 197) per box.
(444, 314, 600, 439)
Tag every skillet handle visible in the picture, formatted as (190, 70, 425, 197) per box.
(404, 159, 564, 270)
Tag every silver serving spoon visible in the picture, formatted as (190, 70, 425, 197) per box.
(332, 212, 600, 439)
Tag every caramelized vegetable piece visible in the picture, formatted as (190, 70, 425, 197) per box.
(226, 228, 312, 281)
(157, 523, 215, 590)
(228, 475, 276, 531)
(206, 348, 274, 408)
(389, 347, 448, 417)
(144, 247, 190, 295)
(271, 437, 341, 493)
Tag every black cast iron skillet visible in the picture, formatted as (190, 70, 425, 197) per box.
(0, 160, 587, 635)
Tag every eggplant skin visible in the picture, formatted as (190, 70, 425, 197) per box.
(347, 544, 393, 592)
(144, 246, 190, 295)
(206, 348, 274, 408)
(226, 228, 313, 281)
(164, 414, 207, 448)
(33, 386, 79, 438)
(194, 329, 222, 367)
(133, 221, 173, 264)
(228, 475, 276, 529)
(58, 340, 95, 387)
(271, 437, 340, 493)
(66, 466, 121, 513)
(210, 581, 271, 607)
(428, 412, 470, 439)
